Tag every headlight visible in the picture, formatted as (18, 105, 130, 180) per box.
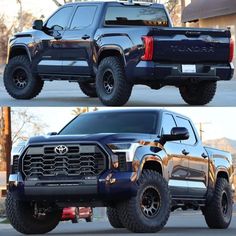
(10, 142, 26, 173)
(107, 143, 140, 162)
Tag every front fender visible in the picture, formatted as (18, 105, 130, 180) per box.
(8, 43, 32, 63)
(131, 144, 166, 182)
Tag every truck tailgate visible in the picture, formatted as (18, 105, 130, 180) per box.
(150, 27, 231, 63)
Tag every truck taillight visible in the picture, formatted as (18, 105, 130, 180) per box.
(229, 38, 234, 62)
(141, 36, 153, 61)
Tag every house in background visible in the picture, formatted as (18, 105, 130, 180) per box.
(182, 0, 236, 66)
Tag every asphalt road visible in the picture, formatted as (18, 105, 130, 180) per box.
(1, 74, 236, 106)
(0, 210, 236, 236)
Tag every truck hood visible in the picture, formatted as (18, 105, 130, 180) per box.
(14, 29, 38, 38)
(27, 133, 154, 146)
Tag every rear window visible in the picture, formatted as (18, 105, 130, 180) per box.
(105, 6, 168, 26)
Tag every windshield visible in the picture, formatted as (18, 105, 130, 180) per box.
(105, 6, 169, 27)
(59, 112, 158, 135)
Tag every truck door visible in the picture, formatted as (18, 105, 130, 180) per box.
(161, 113, 189, 197)
(174, 116, 208, 198)
(37, 6, 74, 75)
(59, 5, 98, 76)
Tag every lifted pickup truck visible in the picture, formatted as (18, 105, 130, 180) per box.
(3, 1, 234, 106)
(6, 109, 234, 234)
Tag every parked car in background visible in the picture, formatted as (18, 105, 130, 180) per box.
(62, 207, 78, 223)
(79, 207, 93, 222)
(62, 207, 93, 223)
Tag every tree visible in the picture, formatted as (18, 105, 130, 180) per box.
(0, 7, 36, 62)
(0, 15, 14, 63)
(11, 109, 48, 145)
(16, 0, 36, 32)
(165, 0, 179, 14)
(0, 107, 11, 172)
(71, 107, 98, 116)
(51, 0, 78, 6)
(165, 0, 181, 26)
(16, 0, 23, 32)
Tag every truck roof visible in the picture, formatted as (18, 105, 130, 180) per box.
(80, 109, 190, 121)
(64, 1, 164, 8)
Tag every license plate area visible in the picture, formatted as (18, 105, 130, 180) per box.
(182, 65, 196, 73)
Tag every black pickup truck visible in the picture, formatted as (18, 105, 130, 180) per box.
(6, 109, 234, 234)
(3, 1, 234, 106)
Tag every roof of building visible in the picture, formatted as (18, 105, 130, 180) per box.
(182, 0, 236, 23)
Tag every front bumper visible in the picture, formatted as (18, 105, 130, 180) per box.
(127, 61, 234, 84)
(8, 171, 137, 202)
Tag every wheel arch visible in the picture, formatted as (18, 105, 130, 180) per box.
(140, 156, 163, 177)
(97, 46, 126, 66)
(8, 44, 31, 63)
(216, 169, 229, 182)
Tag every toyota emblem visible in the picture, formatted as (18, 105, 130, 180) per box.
(54, 145, 68, 155)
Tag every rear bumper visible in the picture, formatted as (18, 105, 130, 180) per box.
(8, 171, 137, 203)
(127, 62, 234, 84)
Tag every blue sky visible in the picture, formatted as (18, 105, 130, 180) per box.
(12, 107, 236, 141)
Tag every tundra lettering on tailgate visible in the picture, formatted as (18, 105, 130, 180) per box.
(170, 45, 215, 53)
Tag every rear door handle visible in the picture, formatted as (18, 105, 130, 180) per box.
(82, 34, 90, 40)
(182, 149, 189, 156)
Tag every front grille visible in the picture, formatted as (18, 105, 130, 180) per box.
(22, 144, 107, 179)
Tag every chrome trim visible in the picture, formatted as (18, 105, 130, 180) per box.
(38, 60, 61, 66)
(9, 173, 24, 186)
(169, 179, 206, 189)
(169, 179, 188, 188)
(63, 61, 88, 67)
(38, 60, 88, 67)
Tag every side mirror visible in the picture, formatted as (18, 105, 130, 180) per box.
(32, 20, 43, 30)
(161, 127, 189, 143)
(52, 25, 63, 31)
(47, 132, 58, 136)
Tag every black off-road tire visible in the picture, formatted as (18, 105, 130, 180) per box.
(72, 216, 78, 224)
(72, 208, 79, 224)
(79, 82, 97, 98)
(202, 177, 233, 229)
(4, 55, 44, 99)
(117, 170, 171, 233)
(96, 56, 132, 106)
(179, 81, 217, 105)
(6, 191, 62, 234)
(85, 215, 93, 223)
(107, 206, 124, 228)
